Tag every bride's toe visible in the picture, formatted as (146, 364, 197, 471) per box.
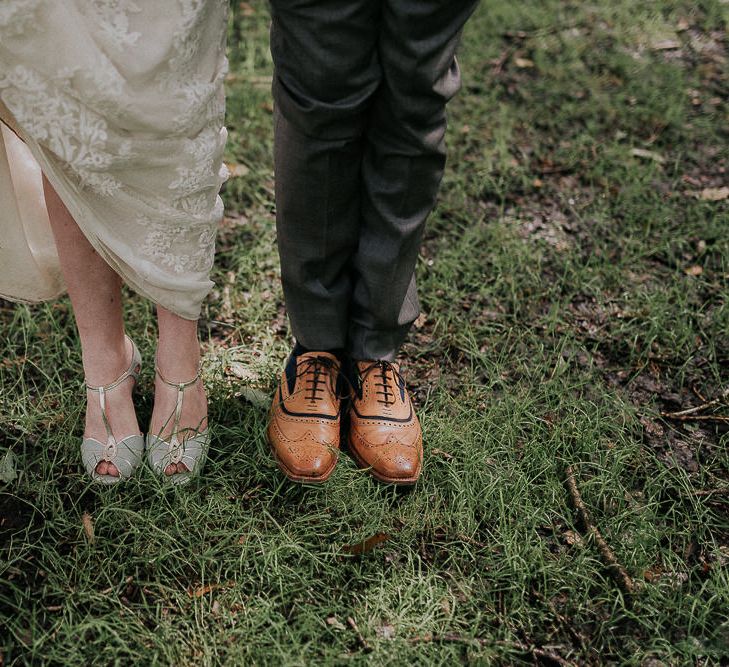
(96, 460, 120, 477)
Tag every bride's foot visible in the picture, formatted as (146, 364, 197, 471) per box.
(83, 336, 141, 479)
(148, 356, 208, 479)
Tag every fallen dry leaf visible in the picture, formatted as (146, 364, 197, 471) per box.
(377, 623, 396, 639)
(514, 57, 535, 68)
(0, 450, 17, 483)
(563, 529, 583, 546)
(342, 533, 390, 556)
(651, 39, 681, 51)
(237, 386, 270, 409)
(189, 583, 220, 598)
(699, 186, 729, 201)
(82, 512, 94, 544)
(227, 361, 256, 381)
(226, 162, 250, 178)
(630, 148, 665, 164)
(326, 616, 346, 631)
(1, 356, 27, 368)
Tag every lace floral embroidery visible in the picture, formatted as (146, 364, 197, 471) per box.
(0, 65, 125, 194)
(0, 0, 228, 302)
(139, 218, 217, 275)
(0, 0, 42, 37)
(169, 127, 226, 197)
(87, 0, 142, 50)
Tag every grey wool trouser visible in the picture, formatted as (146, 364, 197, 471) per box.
(270, 0, 479, 361)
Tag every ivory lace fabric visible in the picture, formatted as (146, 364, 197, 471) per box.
(0, 0, 229, 319)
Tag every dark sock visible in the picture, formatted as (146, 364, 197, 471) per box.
(292, 341, 344, 359)
(292, 341, 310, 357)
(341, 355, 361, 398)
(287, 342, 348, 395)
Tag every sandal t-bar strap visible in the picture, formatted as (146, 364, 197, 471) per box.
(85, 337, 142, 461)
(154, 364, 201, 464)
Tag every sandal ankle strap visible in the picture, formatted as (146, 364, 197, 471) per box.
(86, 336, 142, 393)
(154, 364, 201, 390)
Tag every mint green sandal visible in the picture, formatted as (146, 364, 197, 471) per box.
(146, 365, 209, 485)
(81, 337, 144, 484)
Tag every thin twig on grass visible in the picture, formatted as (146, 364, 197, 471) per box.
(490, 47, 516, 75)
(691, 488, 729, 497)
(661, 414, 729, 423)
(457, 533, 488, 550)
(564, 465, 635, 594)
(515, 645, 574, 667)
(691, 385, 707, 402)
(347, 617, 370, 652)
(408, 634, 575, 666)
(660, 387, 729, 418)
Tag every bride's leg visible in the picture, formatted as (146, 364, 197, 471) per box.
(44, 176, 140, 478)
(151, 307, 208, 476)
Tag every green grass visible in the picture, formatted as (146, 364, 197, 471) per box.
(2, 1, 728, 664)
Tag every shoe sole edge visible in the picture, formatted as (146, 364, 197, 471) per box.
(347, 436, 422, 486)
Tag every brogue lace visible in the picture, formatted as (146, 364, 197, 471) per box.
(297, 356, 340, 402)
(358, 360, 405, 407)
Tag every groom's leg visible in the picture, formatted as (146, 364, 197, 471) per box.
(344, 0, 479, 484)
(267, 0, 382, 483)
(269, 0, 380, 351)
(347, 0, 479, 361)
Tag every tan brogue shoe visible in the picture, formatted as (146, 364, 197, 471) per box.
(267, 351, 342, 483)
(348, 360, 423, 485)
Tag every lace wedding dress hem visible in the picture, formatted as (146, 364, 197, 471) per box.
(0, 0, 229, 321)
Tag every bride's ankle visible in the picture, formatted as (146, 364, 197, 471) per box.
(155, 344, 201, 383)
(82, 336, 131, 386)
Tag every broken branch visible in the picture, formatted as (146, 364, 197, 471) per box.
(565, 465, 635, 594)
